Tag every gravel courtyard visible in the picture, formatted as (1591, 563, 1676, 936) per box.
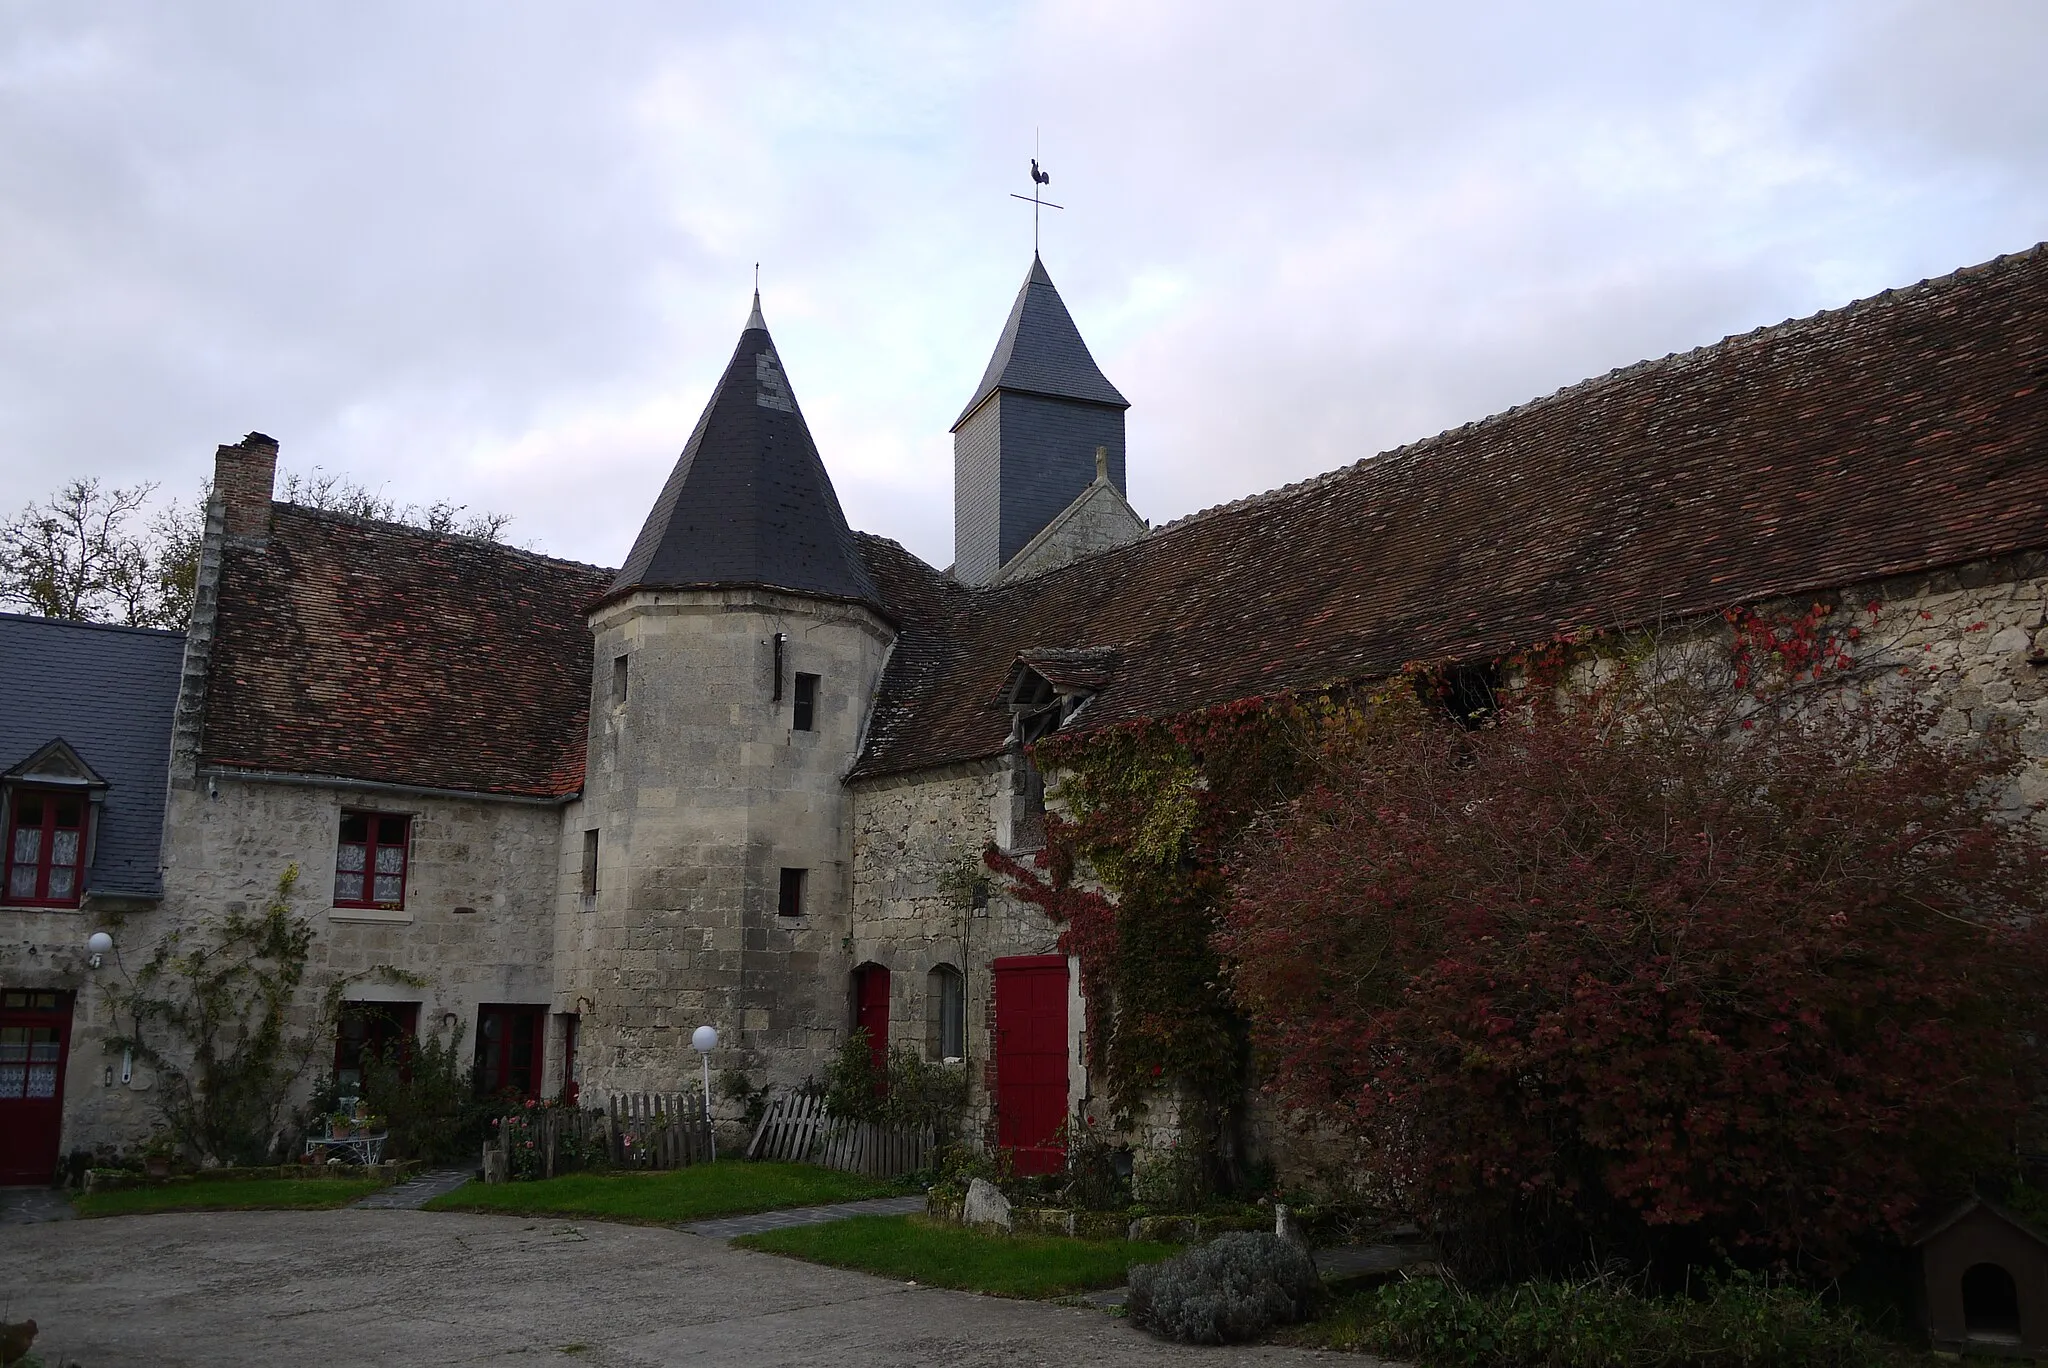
(0, 1207, 1384, 1366)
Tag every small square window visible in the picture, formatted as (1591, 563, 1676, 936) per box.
(612, 654, 629, 705)
(778, 867, 807, 918)
(793, 672, 819, 732)
(336, 811, 411, 909)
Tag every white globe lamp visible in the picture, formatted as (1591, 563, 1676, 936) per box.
(691, 1024, 719, 1160)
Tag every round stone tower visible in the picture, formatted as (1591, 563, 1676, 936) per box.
(566, 294, 893, 1099)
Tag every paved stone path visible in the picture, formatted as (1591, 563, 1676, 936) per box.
(0, 1185, 72, 1225)
(681, 1192, 927, 1238)
(1, 1208, 1390, 1366)
(348, 1167, 473, 1209)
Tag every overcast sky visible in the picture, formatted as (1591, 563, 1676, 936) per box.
(3, 1, 2044, 571)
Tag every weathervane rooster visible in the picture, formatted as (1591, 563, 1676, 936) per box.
(1011, 148, 1064, 252)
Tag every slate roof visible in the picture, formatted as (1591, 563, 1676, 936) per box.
(851, 242, 2048, 779)
(200, 507, 613, 797)
(0, 614, 184, 898)
(607, 295, 879, 608)
(952, 255, 1130, 430)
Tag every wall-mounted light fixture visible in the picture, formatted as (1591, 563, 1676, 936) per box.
(85, 930, 113, 970)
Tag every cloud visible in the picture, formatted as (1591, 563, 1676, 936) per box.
(0, 1, 2041, 572)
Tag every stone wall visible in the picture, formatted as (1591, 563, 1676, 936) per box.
(847, 756, 1085, 1142)
(13, 774, 566, 1158)
(992, 474, 1147, 586)
(562, 587, 893, 1111)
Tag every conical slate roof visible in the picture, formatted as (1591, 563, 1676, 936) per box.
(951, 254, 1130, 430)
(609, 296, 878, 607)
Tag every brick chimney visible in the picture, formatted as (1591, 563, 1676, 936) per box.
(214, 431, 278, 543)
(169, 431, 277, 789)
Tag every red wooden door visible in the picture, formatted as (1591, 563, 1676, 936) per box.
(854, 965, 890, 1075)
(994, 955, 1069, 1176)
(475, 1004, 546, 1099)
(0, 989, 74, 1184)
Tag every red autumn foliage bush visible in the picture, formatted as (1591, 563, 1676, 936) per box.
(1221, 670, 2048, 1280)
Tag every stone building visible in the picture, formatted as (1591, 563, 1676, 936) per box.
(3, 243, 2047, 1183)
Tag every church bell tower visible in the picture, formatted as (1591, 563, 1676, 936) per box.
(951, 254, 1131, 586)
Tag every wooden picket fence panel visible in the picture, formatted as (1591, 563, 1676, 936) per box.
(608, 1091, 713, 1169)
(746, 1089, 829, 1162)
(483, 1092, 712, 1180)
(746, 1090, 933, 1178)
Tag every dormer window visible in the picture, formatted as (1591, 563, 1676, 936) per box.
(994, 649, 1119, 854)
(998, 648, 1119, 746)
(1, 739, 108, 909)
(6, 791, 86, 907)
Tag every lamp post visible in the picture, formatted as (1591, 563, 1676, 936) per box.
(691, 1025, 718, 1161)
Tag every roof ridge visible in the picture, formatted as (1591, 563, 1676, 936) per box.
(274, 502, 615, 576)
(1147, 239, 2048, 539)
(0, 610, 186, 640)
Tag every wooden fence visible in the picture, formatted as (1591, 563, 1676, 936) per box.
(482, 1091, 713, 1181)
(608, 1090, 713, 1169)
(746, 1090, 934, 1178)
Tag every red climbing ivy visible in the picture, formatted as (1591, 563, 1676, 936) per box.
(985, 694, 1330, 1134)
(990, 598, 2048, 1270)
(1221, 619, 2048, 1278)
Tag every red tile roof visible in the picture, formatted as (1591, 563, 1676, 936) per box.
(851, 242, 2048, 778)
(201, 507, 612, 797)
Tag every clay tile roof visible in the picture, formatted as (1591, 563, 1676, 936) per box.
(853, 242, 2048, 780)
(607, 294, 879, 609)
(952, 254, 1130, 430)
(1012, 647, 1120, 696)
(201, 506, 614, 797)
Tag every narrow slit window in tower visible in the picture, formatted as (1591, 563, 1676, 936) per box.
(612, 654, 629, 705)
(793, 672, 819, 731)
(778, 867, 807, 918)
(581, 829, 599, 908)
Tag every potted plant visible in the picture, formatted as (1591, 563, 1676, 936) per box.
(140, 1128, 177, 1179)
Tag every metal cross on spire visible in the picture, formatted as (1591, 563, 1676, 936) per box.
(1008, 133, 1064, 254)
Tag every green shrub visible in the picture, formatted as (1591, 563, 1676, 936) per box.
(822, 1032, 967, 1133)
(357, 1024, 503, 1163)
(929, 1141, 1010, 1203)
(1131, 1136, 1210, 1214)
(715, 1067, 772, 1136)
(1309, 1272, 1916, 1367)
(1127, 1231, 1320, 1344)
(1057, 1111, 1131, 1212)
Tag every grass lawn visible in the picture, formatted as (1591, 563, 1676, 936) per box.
(421, 1161, 899, 1224)
(734, 1214, 1178, 1299)
(73, 1177, 387, 1218)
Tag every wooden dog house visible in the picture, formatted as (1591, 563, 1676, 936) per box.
(1917, 1197, 2048, 1356)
